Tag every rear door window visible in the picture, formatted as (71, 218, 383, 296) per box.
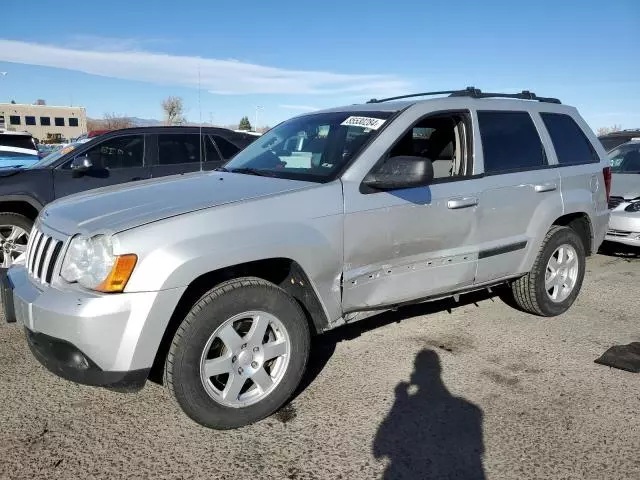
(478, 111, 546, 174)
(541, 113, 599, 165)
(157, 134, 201, 165)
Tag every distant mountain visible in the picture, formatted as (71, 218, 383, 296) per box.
(129, 117, 162, 127)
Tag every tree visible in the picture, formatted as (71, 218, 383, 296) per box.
(238, 116, 252, 131)
(597, 125, 622, 136)
(162, 96, 185, 125)
(102, 113, 134, 130)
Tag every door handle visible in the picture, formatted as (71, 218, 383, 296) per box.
(447, 197, 478, 209)
(534, 183, 557, 193)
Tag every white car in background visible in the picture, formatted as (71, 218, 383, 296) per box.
(0, 131, 39, 168)
(606, 140, 640, 247)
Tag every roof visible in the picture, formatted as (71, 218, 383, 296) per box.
(0, 130, 33, 137)
(311, 96, 575, 117)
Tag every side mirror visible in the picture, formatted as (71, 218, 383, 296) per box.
(70, 155, 93, 177)
(363, 155, 434, 190)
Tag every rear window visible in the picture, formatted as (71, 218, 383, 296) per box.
(478, 111, 546, 174)
(0, 134, 36, 151)
(541, 113, 599, 165)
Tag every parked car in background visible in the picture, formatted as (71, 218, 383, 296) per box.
(598, 129, 640, 151)
(2, 88, 610, 429)
(0, 126, 256, 267)
(0, 130, 39, 168)
(606, 140, 640, 247)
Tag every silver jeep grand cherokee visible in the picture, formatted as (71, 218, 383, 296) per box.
(3, 88, 611, 429)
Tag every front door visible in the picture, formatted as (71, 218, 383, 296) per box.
(53, 134, 150, 198)
(342, 111, 481, 312)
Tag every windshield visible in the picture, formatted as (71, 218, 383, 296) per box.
(0, 150, 40, 168)
(30, 141, 87, 168)
(0, 134, 37, 151)
(609, 142, 640, 173)
(222, 111, 394, 182)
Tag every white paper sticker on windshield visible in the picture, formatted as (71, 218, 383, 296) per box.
(341, 116, 386, 130)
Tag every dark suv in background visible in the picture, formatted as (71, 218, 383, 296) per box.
(0, 126, 256, 267)
(598, 129, 640, 151)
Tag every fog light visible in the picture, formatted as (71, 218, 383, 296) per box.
(70, 352, 89, 370)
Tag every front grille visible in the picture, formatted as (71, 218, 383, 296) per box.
(25, 227, 64, 284)
(608, 196, 624, 209)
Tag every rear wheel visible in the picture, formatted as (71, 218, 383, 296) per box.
(164, 277, 310, 429)
(510, 226, 586, 316)
(0, 213, 33, 268)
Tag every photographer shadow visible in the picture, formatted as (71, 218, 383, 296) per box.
(373, 349, 485, 480)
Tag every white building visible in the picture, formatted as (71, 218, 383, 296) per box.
(0, 103, 87, 142)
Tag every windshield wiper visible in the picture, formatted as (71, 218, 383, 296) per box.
(226, 167, 274, 177)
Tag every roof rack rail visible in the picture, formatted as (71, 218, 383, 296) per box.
(367, 87, 561, 104)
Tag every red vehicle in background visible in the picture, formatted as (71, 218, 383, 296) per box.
(87, 129, 111, 138)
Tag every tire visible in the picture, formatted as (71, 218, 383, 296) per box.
(510, 226, 586, 317)
(0, 213, 33, 269)
(164, 277, 310, 429)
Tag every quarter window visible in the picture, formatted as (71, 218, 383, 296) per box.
(204, 136, 223, 164)
(157, 134, 201, 165)
(68, 118, 79, 127)
(9, 115, 20, 125)
(78, 135, 145, 169)
(541, 113, 599, 165)
(25, 116, 36, 126)
(40, 117, 51, 126)
(478, 111, 546, 174)
(54, 117, 65, 127)
(212, 136, 240, 159)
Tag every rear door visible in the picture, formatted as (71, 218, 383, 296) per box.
(473, 110, 562, 284)
(151, 133, 203, 178)
(53, 133, 150, 198)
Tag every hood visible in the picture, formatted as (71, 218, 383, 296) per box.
(42, 171, 316, 235)
(611, 173, 640, 200)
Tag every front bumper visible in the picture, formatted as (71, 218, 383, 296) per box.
(26, 329, 149, 391)
(606, 210, 640, 247)
(6, 266, 185, 388)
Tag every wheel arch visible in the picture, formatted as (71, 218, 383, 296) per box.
(0, 196, 43, 221)
(148, 257, 328, 383)
(552, 212, 593, 256)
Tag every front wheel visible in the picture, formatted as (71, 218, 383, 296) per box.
(0, 213, 33, 268)
(509, 226, 586, 316)
(164, 277, 310, 429)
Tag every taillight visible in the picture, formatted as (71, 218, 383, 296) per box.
(603, 167, 612, 202)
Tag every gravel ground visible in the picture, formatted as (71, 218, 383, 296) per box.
(0, 249, 638, 480)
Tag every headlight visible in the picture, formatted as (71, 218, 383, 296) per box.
(61, 235, 137, 292)
(625, 201, 640, 213)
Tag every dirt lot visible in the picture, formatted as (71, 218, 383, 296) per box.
(0, 249, 639, 480)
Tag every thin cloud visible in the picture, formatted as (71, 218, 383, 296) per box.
(0, 39, 410, 96)
(279, 104, 319, 112)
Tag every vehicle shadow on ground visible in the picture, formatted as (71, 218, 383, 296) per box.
(293, 289, 496, 400)
(598, 241, 640, 260)
(373, 348, 486, 479)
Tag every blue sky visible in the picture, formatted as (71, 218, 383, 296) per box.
(1, 0, 639, 129)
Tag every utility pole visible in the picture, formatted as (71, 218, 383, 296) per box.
(255, 105, 263, 132)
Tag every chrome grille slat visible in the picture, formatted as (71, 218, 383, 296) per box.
(25, 225, 65, 285)
(29, 231, 44, 273)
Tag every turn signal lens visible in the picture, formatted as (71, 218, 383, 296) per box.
(95, 254, 137, 293)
